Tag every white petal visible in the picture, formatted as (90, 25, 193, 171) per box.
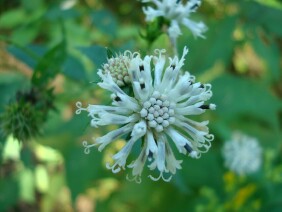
(98, 70, 126, 95)
(112, 93, 140, 112)
(164, 139, 182, 174)
(166, 127, 193, 154)
(153, 49, 166, 87)
(92, 112, 138, 127)
(131, 120, 147, 138)
(182, 18, 207, 38)
(87, 105, 131, 115)
(146, 130, 158, 156)
(175, 102, 205, 115)
(95, 124, 133, 151)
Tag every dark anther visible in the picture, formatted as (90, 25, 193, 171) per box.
(114, 96, 121, 102)
(148, 150, 153, 159)
(199, 84, 204, 88)
(184, 143, 193, 153)
(140, 83, 145, 89)
(170, 64, 176, 70)
(190, 1, 200, 10)
(139, 65, 144, 72)
(199, 105, 210, 109)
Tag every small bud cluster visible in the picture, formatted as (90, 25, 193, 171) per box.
(0, 88, 54, 142)
(102, 55, 131, 87)
(140, 91, 175, 132)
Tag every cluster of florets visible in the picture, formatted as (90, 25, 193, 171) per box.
(76, 47, 216, 182)
(222, 132, 262, 175)
(102, 53, 132, 87)
(142, 0, 207, 43)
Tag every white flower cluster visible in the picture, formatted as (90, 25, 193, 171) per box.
(222, 132, 262, 175)
(76, 47, 215, 182)
(141, 0, 207, 42)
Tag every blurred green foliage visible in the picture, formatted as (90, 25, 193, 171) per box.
(0, 0, 281, 211)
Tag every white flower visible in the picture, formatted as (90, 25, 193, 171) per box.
(222, 132, 262, 175)
(76, 47, 215, 182)
(142, 0, 207, 41)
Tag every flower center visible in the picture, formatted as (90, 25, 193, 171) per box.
(140, 91, 175, 132)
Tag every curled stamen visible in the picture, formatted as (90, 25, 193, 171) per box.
(149, 172, 172, 182)
(154, 49, 166, 57)
(205, 134, 214, 141)
(76, 102, 87, 114)
(126, 174, 142, 184)
(162, 174, 172, 182)
(149, 173, 162, 181)
(82, 141, 96, 154)
(106, 162, 121, 173)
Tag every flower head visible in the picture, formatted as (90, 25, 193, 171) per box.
(142, 0, 207, 41)
(102, 51, 135, 87)
(76, 47, 215, 182)
(222, 132, 262, 175)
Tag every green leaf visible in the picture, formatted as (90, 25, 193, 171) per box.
(77, 45, 107, 81)
(0, 9, 26, 28)
(64, 145, 104, 201)
(181, 149, 224, 190)
(0, 177, 19, 211)
(212, 74, 281, 128)
(11, 24, 41, 45)
(90, 9, 118, 38)
(251, 34, 281, 81)
(180, 16, 237, 74)
(106, 47, 115, 58)
(62, 55, 87, 82)
(0, 73, 29, 113)
(242, 1, 282, 37)
(21, 0, 43, 11)
(77, 45, 107, 67)
(32, 41, 67, 87)
(7, 45, 45, 69)
(20, 145, 35, 169)
(45, 7, 80, 21)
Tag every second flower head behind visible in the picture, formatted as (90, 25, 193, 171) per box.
(222, 132, 262, 176)
(142, 0, 207, 41)
(76, 46, 216, 183)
